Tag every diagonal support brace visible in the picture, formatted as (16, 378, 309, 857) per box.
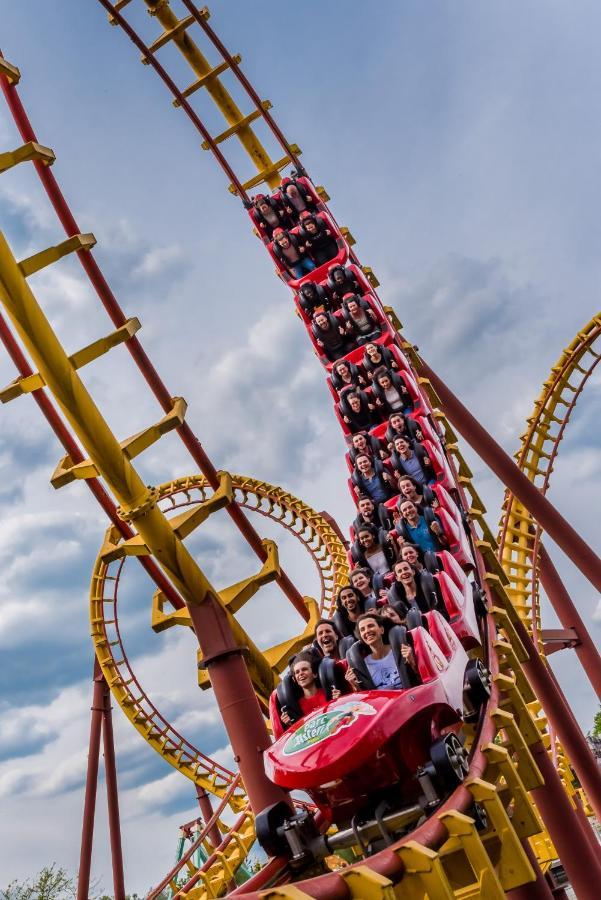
(51, 395, 186, 488)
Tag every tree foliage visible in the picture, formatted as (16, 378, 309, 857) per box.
(0, 865, 75, 900)
(592, 704, 601, 737)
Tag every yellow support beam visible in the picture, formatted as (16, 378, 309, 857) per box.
(0, 317, 141, 403)
(143, 0, 285, 189)
(0, 141, 55, 174)
(19, 233, 96, 277)
(51, 395, 187, 488)
(174, 55, 242, 106)
(438, 810, 505, 900)
(202, 104, 271, 150)
(0, 56, 21, 84)
(466, 779, 535, 890)
(0, 230, 276, 700)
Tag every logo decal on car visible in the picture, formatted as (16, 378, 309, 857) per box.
(282, 701, 377, 756)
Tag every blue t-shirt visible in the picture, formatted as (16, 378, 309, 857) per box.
(399, 452, 426, 485)
(404, 515, 437, 552)
(362, 473, 388, 503)
(365, 649, 403, 690)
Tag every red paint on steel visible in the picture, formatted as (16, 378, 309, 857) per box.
(419, 359, 601, 596)
(0, 308, 185, 609)
(513, 614, 601, 821)
(102, 681, 126, 900)
(573, 793, 601, 862)
(538, 543, 601, 701)
(149, 777, 244, 898)
(186, 594, 291, 815)
(530, 742, 601, 900)
(507, 840, 555, 900)
(0, 64, 309, 623)
(181, 0, 304, 173)
(196, 785, 221, 850)
(77, 661, 106, 900)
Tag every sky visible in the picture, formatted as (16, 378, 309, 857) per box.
(0, 0, 600, 895)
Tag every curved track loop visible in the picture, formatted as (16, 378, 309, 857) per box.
(82, 2, 588, 896)
(1, 5, 589, 897)
(90, 474, 349, 801)
(156, 474, 350, 619)
(498, 313, 601, 649)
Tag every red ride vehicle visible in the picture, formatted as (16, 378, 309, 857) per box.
(257, 611, 490, 862)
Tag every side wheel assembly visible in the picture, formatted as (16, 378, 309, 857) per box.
(429, 733, 470, 790)
(463, 658, 492, 722)
(255, 801, 327, 869)
(472, 582, 488, 618)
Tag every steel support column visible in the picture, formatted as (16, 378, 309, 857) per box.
(102, 679, 125, 900)
(196, 785, 221, 850)
(529, 742, 601, 900)
(538, 542, 601, 701)
(77, 663, 105, 900)
(0, 230, 290, 815)
(507, 840, 554, 900)
(418, 359, 601, 594)
(512, 614, 601, 820)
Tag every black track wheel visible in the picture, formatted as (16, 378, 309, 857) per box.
(430, 733, 469, 789)
(465, 658, 492, 710)
(255, 801, 291, 857)
(472, 582, 488, 618)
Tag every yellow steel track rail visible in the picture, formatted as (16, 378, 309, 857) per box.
(247, 355, 557, 897)
(90, 473, 348, 801)
(498, 312, 601, 648)
(101, 0, 302, 194)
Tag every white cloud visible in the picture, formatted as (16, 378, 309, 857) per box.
(131, 244, 184, 279)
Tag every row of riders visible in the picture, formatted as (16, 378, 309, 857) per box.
(247, 173, 477, 735)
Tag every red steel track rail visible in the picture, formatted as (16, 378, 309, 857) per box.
(0, 64, 308, 622)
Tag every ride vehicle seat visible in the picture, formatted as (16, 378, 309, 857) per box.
(269, 653, 342, 739)
(298, 212, 340, 267)
(387, 569, 445, 620)
(331, 359, 364, 393)
(297, 280, 330, 318)
(311, 311, 349, 362)
(280, 173, 320, 220)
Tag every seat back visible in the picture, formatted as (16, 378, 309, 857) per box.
(318, 657, 348, 700)
(275, 674, 303, 727)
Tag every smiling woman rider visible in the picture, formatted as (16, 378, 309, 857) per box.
(280, 651, 341, 727)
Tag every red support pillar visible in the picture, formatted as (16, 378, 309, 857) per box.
(188, 595, 292, 816)
(512, 614, 601, 820)
(529, 741, 601, 900)
(102, 680, 126, 900)
(196, 786, 221, 850)
(417, 359, 601, 594)
(507, 840, 554, 900)
(538, 542, 601, 701)
(77, 663, 105, 900)
(573, 792, 601, 861)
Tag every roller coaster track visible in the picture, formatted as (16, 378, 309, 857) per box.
(498, 313, 601, 650)
(90, 474, 348, 799)
(1, 3, 599, 897)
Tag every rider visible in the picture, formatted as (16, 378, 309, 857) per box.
(279, 651, 340, 727)
(272, 228, 316, 279)
(346, 612, 416, 691)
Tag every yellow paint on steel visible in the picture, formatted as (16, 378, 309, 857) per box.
(0, 230, 276, 700)
(90, 473, 348, 798)
(498, 312, 601, 647)
(174, 810, 256, 899)
(140, 0, 285, 189)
